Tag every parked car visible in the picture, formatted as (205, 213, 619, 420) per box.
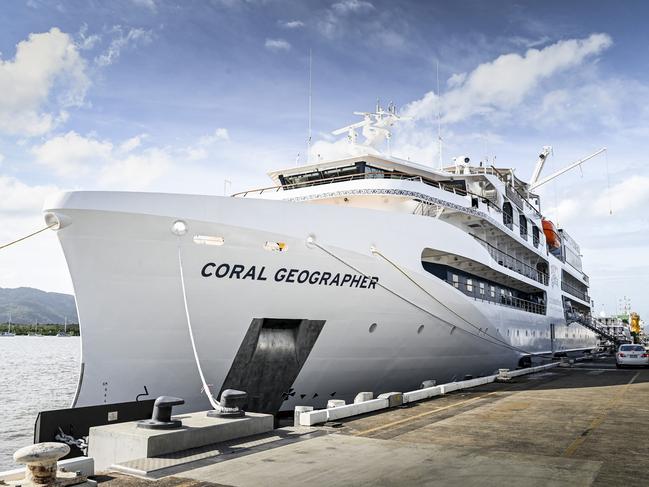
(615, 344, 649, 368)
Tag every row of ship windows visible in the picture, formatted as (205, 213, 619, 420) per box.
(365, 322, 589, 339)
(451, 274, 507, 298)
(497, 328, 589, 339)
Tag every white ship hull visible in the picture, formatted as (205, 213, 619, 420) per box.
(45, 190, 597, 413)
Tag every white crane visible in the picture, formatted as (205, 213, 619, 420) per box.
(528, 147, 607, 192)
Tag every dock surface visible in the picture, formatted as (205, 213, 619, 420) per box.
(98, 357, 649, 486)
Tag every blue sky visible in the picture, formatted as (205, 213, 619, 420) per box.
(1, 0, 648, 318)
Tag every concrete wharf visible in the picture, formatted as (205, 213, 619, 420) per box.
(88, 355, 649, 487)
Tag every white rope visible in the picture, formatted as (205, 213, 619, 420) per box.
(177, 244, 220, 409)
(311, 240, 539, 356)
(0, 223, 56, 251)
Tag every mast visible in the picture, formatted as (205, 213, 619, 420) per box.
(307, 48, 313, 164)
(436, 61, 443, 170)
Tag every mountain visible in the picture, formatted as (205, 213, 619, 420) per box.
(0, 287, 77, 324)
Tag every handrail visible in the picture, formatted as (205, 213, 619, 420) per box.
(561, 281, 589, 302)
(232, 171, 500, 209)
(471, 234, 549, 286)
(446, 277, 546, 315)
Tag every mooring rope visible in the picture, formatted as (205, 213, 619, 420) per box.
(310, 239, 539, 357)
(177, 244, 221, 409)
(0, 223, 56, 251)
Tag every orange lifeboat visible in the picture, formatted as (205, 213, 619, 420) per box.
(542, 219, 561, 249)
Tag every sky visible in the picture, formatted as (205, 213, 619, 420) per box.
(0, 0, 648, 318)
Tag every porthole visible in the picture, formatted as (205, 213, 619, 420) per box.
(369, 323, 377, 333)
(417, 325, 424, 334)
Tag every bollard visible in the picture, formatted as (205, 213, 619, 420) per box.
(420, 380, 437, 389)
(207, 389, 248, 418)
(13, 442, 70, 485)
(137, 396, 184, 429)
(354, 392, 373, 404)
(293, 406, 314, 427)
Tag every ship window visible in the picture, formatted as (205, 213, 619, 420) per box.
(490, 285, 495, 298)
(503, 202, 513, 229)
(466, 278, 473, 292)
(452, 274, 459, 288)
(519, 214, 528, 239)
(525, 330, 528, 336)
(532, 225, 540, 247)
(479, 282, 485, 296)
(517, 329, 520, 336)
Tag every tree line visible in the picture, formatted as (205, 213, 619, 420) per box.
(1, 323, 80, 336)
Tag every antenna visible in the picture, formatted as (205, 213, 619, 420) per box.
(436, 61, 443, 170)
(307, 48, 313, 164)
(223, 179, 231, 196)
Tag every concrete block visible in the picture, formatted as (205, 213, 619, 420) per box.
(377, 392, 403, 408)
(327, 400, 346, 408)
(299, 399, 389, 426)
(294, 406, 314, 427)
(403, 385, 442, 404)
(88, 411, 273, 471)
(354, 392, 374, 404)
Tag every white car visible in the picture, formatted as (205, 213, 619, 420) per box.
(616, 344, 649, 368)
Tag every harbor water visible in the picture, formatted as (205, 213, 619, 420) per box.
(0, 336, 79, 470)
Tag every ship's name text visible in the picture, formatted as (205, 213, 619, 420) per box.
(201, 263, 379, 289)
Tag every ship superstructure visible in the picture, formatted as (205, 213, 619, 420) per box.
(44, 106, 601, 414)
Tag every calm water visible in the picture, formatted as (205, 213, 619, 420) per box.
(0, 336, 80, 471)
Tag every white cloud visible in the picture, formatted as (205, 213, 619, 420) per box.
(405, 33, 613, 123)
(0, 176, 58, 214)
(119, 134, 146, 153)
(32, 131, 113, 177)
(100, 148, 171, 189)
(184, 128, 230, 161)
(594, 175, 649, 216)
(95, 26, 153, 67)
(76, 24, 101, 50)
(332, 0, 374, 14)
(32, 131, 171, 188)
(264, 38, 291, 52)
(0, 28, 90, 136)
(130, 0, 157, 10)
(279, 20, 304, 29)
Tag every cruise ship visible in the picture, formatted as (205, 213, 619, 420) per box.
(44, 106, 600, 414)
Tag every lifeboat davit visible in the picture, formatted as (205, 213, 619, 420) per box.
(542, 219, 561, 249)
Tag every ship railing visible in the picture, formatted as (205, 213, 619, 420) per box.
(466, 166, 542, 218)
(561, 281, 590, 303)
(565, 310, 619, 343)
(446, 278, 546, 315)
(232, 172, 500, 210)
(471, 235, 549, 286)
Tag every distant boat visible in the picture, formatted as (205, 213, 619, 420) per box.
(57, 317, 71, 337)
(1, 313, 15, 337)
(28, 322, 43, 337)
